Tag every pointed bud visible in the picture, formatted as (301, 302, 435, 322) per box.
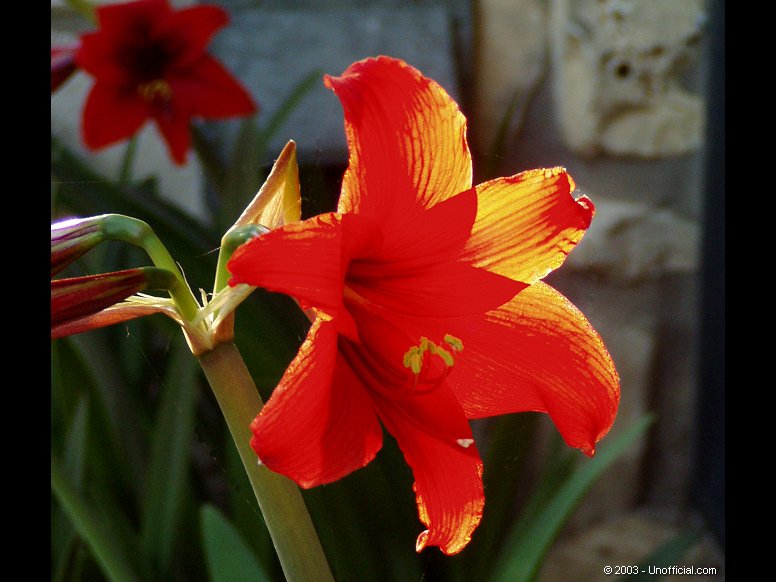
(51, 267, 177, 329)
(51, 216, 108, 276)
(231, 140, 301, 231)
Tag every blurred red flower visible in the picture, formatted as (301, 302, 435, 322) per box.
(228, 56, 620, 555)
(73, 0, 256, 164)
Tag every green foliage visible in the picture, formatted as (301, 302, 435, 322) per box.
(200, 505, 272, 582)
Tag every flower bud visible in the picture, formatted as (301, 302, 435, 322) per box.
(51, 267, 176, 328)
(51, 216, 107, 276)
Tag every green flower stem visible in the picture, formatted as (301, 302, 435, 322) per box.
(101, 215, 201, 321)
(65, 0, 97, 23)
(213, 225, 268, 294)
(119, 136, 138, 185)
(198, 342, 334, 582)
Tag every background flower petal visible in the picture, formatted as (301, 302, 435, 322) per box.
(151, 97, 194, 165)
(250, 318, 384, 488)
(82, 84, 148, 149)
(160, 5, 229, 69)
(325, 56, 472, 222)
(169, 56, 256, 118)
(447, 282, 620, 455)
(460, 168, 594, 284)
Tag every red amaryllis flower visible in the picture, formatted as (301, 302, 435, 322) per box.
(227, 56, 620, 555)
(75, 0, 256, 164)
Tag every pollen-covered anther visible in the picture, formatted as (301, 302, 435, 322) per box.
(401, 335, 464, 395)
(138, 79, 172, 102)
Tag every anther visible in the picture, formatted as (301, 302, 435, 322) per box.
(138, 79, 172, 102)
(401, 334, 464, 395)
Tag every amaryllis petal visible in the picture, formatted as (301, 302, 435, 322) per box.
(250, 316, 383, 487)
(95, 0, 169, 41)
(447, 282, 620, 455)
(76, 32, 127, 85)
(350, 262, 524, 318)
(374, 392, 484, 555)
(325, 56, 472, 222)
(169, 56, 257, 119)
(461, 168, 594, 284)
(82, 83, 147, 150)
(228, 213, 381, 340)
(160, 5, 228, 69)
(151, 96, 193, 165)
(350, 187, 477, 278)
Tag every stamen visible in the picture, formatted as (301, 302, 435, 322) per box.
(138, 79, 172, 102)
(401, 334, 464, 395)
(456, 438, 475, 448)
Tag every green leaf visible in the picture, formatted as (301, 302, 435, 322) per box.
(618, 528, 704, 581)
(491, 415, 656, 582)
(51, 454, 140, 582)
(462, 413, 541, 580)
(219, 115, 265, 231)
(256, 70, 322, 155)
(51, 135, 218, 271)
(67, 332, 147, 494)
(140, 336, 201, 576)
(191, 124, 228, 196)
(200, 504, 272, 582)
(52, 395, 90, 575)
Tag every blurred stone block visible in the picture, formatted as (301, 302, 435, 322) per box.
(472, 0, 546, 156)
(550, 0, 707, 157)
(548, 276, 658, 526)
(208, 2, 460, 164)
(566, 199, 700, 283)
(538, 512, 725, 581)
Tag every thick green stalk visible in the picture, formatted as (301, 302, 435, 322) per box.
(198, 342, 334, 582)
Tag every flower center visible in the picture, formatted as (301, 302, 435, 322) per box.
(137, 79, 172, 103)
(401, 334, 463, 395)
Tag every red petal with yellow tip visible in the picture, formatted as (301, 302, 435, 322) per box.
(447, 282, 620, 455)
(461, 168, 594, 285)
(325, 56, 472, 222)
(374, 391, 483, 555)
